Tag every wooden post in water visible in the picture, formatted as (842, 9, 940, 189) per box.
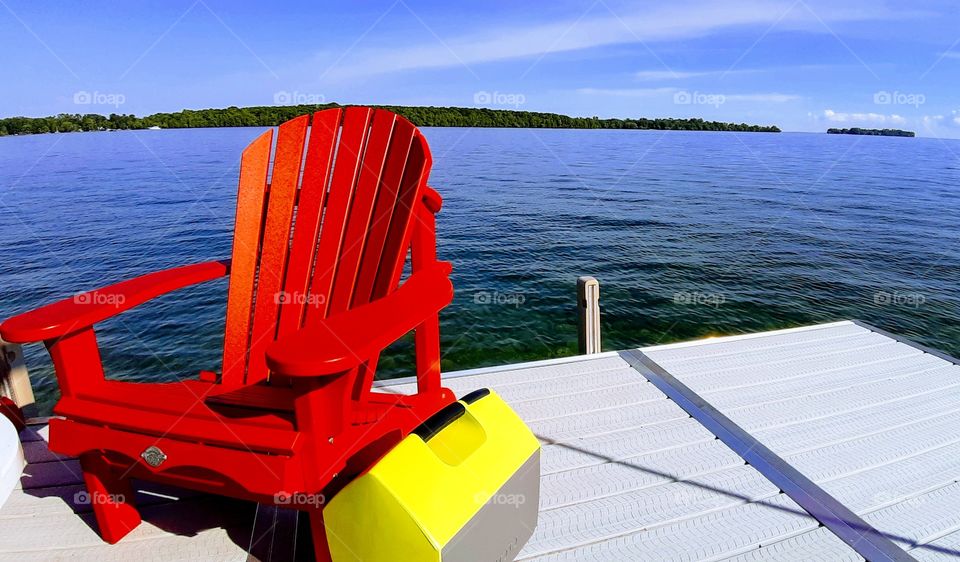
(577, 276, 601, 355)
(0, 339, 36, 419)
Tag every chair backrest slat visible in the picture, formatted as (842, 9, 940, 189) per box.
(373, 136, 430, 300)
(328, 111, 397, 315)
(221, 108, 433, 386)
(276, 108, 342, 339)
(245, 115, 309, 384)
(352, 118, 416, 307)
(222, 129, 273, 387)
(304, 107, 373, 326)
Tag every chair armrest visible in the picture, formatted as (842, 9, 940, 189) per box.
(266, 261, 453, 377)
(0, 260, 230, 343)
(422, 185, 442, 213)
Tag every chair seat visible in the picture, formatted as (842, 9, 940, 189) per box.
(54, 379, 300, 455)
(203, 380, 297, 413)
(52, 379, 420, 456)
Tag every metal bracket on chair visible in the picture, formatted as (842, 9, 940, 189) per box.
(141, 446, 168, 467)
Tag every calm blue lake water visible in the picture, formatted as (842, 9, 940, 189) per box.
(1, 127, 958, 413)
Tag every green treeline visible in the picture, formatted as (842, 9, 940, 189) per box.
(0, 104, 781, 136)
(827, 127, 915, 137)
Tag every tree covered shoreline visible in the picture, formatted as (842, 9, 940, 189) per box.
(827, 127, 915, 137)
(0, 104, 781, 136)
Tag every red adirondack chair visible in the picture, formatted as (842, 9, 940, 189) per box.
(1, 107, 456, 560)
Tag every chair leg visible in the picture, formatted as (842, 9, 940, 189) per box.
(78, 452, 141, 544)
(309, 507, 333, 562)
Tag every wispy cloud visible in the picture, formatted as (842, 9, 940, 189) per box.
(920, 112, 960, 135)
(633, 68, 774, 81)
(316, 0, 901, 80)
(821, 109, 906, 125)
(634, 70, 724, 81)
(578, 87, 799, 103)
(941, 51, 960, 59)
(726, 93, 801, 102)
(577, 87, 678, 97)
(633, 64, 845, 82)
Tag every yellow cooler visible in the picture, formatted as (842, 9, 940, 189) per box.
(324, 388, 540, 561)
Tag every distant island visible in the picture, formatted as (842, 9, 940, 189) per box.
(0, 104, 781, 136)
(827, 127, 915, 137)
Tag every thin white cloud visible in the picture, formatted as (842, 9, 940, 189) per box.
(918, 113, 960, 138)
(317, 0, 904, 80)
(633, 68, 775, 81)
(941, 51, 960, 59)
(822, 109, 907, 125)
(726, 93, 801, 102)
(917, 112, 960, 139)
(578, 88, 799, 103)
(577, 87, 678, 97)
(634, 70, 721, 81)
(634, 64, 849, 82)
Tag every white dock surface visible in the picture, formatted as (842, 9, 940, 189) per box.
(640, 320, 960, 561)
(2, 320, 958, 560)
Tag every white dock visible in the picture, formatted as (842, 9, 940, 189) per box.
(3, 320, 960, 560)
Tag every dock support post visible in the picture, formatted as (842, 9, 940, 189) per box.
(577, 276, 601, 355)
(1, 339, 37, 420)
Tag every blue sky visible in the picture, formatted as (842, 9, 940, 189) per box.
(2, 0, 959, 137)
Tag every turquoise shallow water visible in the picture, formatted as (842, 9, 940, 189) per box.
(1, 127, 958, 414)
